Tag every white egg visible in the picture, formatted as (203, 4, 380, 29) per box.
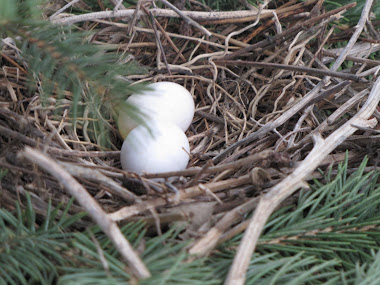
(117, 82, 195, 139)
(120, 121, 190, 174)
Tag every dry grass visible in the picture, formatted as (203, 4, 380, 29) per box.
(1, 0, 379, 282)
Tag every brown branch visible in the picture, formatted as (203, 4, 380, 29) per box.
(143, 150, 274, 179)
(148, 10, 171, 75)
(224, 1, 378, 282)
(58, 161, 140, 203)
(199, 0, 318, 25)
(223, 2, 357, 60)
(185, 160, 213, 187)
(159, 0, 211, 36)
(51, 7, 273, 25)
(108, 174, 251, 222)
(215, 60, 361, 82)
(212, 1, 366, 164)
(225, 71, 380, 285)
(189, 196, 260, 256)
(322, 48, 380, 67)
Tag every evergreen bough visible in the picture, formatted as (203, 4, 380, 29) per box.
(1, 0, 148, 147)
(1, 157, 380, 284)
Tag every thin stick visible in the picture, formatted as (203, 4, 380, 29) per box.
(223, 2, 356, 60)
(0, 125, 120, 158)
(113, 0, 125, 11)
(149, 11, 171, 74)
(51, 8, 273, 25)
(224, 1, 376, 283)
(225, 77, 380, 285)
(49, 0, 81, 20)
(185, 160, 212, 187)
(199, 0, 317, 25)
(215, 60, 361, 82)
(322, 49, 380, 67)
(109, 174, 251, 221)
(212, 2, 364, 164)
(159, 0, 211, 36)
(189, 196, 260, 256)
(58, 161, 140, 203)
(109, 0, 127, 10)
(21, 147, 151, 280)
(143, 150, 274, 178)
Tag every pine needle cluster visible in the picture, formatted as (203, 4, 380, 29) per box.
(1, 0, 148, 147)
(212, 157, 380, 284)
(0, 193, 219, 285)
(1, 157, 380, 284)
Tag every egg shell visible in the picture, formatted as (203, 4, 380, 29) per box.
(120, 121, 190, 174)
(117, 82, 195, 139)
(117, 108, 153, 140)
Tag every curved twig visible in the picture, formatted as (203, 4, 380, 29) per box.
(20, 147, 151, 280)
(224, 1, 377, 283)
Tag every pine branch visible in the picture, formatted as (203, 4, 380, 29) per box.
(0, 194, 83, 285)
(2, 156, 380, 284)
(212, 156, 380, 284)
(59, 225, 220, 285)
(0, 0, 148, 147)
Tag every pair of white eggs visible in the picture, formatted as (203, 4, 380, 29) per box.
(118, 82, 194, 174)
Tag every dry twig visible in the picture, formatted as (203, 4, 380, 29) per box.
(224, 1, 377, 283)
(225, 76, 380, 285)
(20, 147, 151, 280)
(50, 7, 274, 25)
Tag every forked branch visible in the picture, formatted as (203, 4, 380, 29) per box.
(224, 69, 380, 285)
(224, 0, 376, 283)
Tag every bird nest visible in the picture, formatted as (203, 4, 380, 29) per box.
(1, 0, 379, 280)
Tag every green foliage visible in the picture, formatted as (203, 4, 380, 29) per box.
(0, 0, 149, 147)
(0, 195, 84, 285)
(196, 0, 241, 11)
(341, 250, 380, 285)
(0, 169, 7, 180)
(0, 196, 219, 285)
(81, 0, 138, 11)
(324, 0, 380, 22)
(59, 224, 220, 285)
(211, 156, 380, 284)
(2, 157, 380, 284)
(0, 0, 43, 22)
